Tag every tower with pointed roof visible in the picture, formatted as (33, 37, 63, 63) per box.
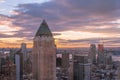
(32, 20, 56, 80)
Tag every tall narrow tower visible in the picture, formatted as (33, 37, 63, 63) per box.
(32, 20, 56, 80)
(97, 44, 105, 64)
(89, 44, 96, 64)
(21, 43, 27, 62)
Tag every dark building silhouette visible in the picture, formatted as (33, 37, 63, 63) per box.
(73, 54, 91, 80)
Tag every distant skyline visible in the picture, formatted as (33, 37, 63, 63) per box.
(0, 0, 120, 48)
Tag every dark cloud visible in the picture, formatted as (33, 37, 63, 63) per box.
(0, 30, 33, 39)
(0, 32, 15, 38)
(53, 32, 61, 36)
(10, 0, 120, 33)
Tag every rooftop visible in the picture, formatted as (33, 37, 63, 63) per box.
(35, 20, 52, 37)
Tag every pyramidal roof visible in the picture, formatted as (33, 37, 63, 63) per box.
(35, 20, 52, 37)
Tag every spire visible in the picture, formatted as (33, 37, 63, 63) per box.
(35, 20, 52, 37)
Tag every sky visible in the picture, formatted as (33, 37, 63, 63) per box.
(0, 0, 120, 48)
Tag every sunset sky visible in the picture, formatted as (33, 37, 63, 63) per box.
(0, 0, 120, 48)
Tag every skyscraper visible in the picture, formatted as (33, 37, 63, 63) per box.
(21, 43, 27, 62)
(89, 44, 97, 64)
(0, 53, 1, 74)
(105, 51, 112, 65)
(15, 49, 23, 80)
(21, 43, 28, 74)
(73, 54, 91, 80)
(68, 54, 73, 80)
(32, 20, 56, 80)
(97, 44, 105, 64)
(61, 51, 69, 79)
(62, 50, 69, 72)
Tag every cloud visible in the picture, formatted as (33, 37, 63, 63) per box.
(0, 0, 120, 47)
(0, 14, 25, 37)
(11, 0, 120, 33)
(0, 0, 5, 2)
(0, 14, 33, 47)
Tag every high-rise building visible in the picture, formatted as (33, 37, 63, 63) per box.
(0, 53, 1, 74)
(20, 43, 28, 74)
(97, 44, 105, 64)
(9, 49, 16, 63)
(89, 44, 96, 64)
(1, 57, 16, 80)
(61, 51, 69, 79)
(105, 51, 112, 65)
(32, 20, 56, 80)
(73, 54, 91, 80)
(21, 43, 27, 62)
(118, 62, 120, 80)
(62, 50, 69, 71)
(68, 54, 73, 80)
(15, 49, 23, 80)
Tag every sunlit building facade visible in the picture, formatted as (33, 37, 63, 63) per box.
(32, 20, 56, 80)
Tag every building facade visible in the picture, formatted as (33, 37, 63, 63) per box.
(15, 49, 23, 80)
(97, 44, 105, 64)
(21, 43, 27, 62)
(89, 44, 97, 64)
(73, 54, 91, 80)
(62, 51, 69, 72)
(32, 20, 56, 80)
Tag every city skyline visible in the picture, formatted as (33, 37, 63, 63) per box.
(0, 0, 120, 48)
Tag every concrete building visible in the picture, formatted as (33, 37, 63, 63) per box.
(15, 49, 23, 80)
(62, 51, 69, 72)
(32, 20, 56, 80)
(9, 49, 16, 63)
(21, 43, 27, 62)
(97, 44, 105, 64)
(73, 54, 91, 80)
(1, 58, 16, 80)
(68, 54, 73, 80)
(118, 62, 120, 80)
(89, 44, 97, 64)
(20, 43, 28, 74)
(0, 53, 1, 74)
(105, 51, 112, 65)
